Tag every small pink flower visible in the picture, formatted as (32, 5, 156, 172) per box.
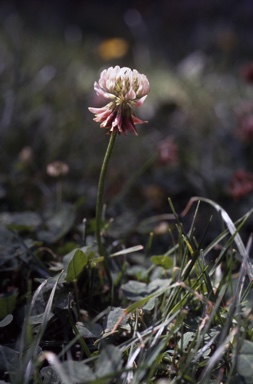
(47, 161, 69, 177)
(88, 66, 150, 135)
(235, 101, 253, 141)
(157, 136, 178, 165)
(240, 62, 253, 84)
(238, 115, 253, 141)
(229, 169, 253, 199)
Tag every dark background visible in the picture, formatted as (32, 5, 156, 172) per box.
(1, 0, 253, 228)
(1, 0, 253, 62)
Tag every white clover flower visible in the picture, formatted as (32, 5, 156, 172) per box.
(88, 66, 150, 135)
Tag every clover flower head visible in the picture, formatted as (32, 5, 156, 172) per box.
(47, 161, 69, 178)
(88, 66, 150, 135)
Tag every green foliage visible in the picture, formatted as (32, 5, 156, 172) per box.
(65, 249, 88, 283)
(37, 204, 76, 244)
(1, 193, 253, 383)
(0, 294, 17, 320)
(2, 14, 253, 384)
(236, 340, 253, 379)
(0, 315, 13, 328)
(150, 254, 173, 269)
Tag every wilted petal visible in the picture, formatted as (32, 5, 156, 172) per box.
(112, 112, 123, 133)
(123, 118, 138, 135)
(101, 110, 117, 128)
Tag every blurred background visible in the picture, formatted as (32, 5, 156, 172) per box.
(1, 0, 253, 238)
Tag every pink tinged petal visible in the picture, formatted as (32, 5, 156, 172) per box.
(100, 67, 115, 82)
(118, 67, 129, 79)
(105, 106, 134, 135)
(94, 111, 112, 123)
(100, 67, 118, 89)
(132, 115, 147, 125)
(112, 66, 120, 76)
(117, 108, 139, 135)
(100, 110, 118, 129)
(88, 106, 106, 114)
(136, 74, 150, 96)
(122, 117, 138, 135)
(98, 70, 111, 89)
(142, 78, 150, 94)
(112, 113, 123, 134)
(88, 105, 115, 125)
(138, 81, 150, 98)
(125, 89, 136, 100)
(94, 82, 115, 99)
(106, 79, 117, 93)
(134, 95, 148, 107)
(88, 105, 111, 117)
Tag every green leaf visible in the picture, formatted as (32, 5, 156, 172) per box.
(95, 345, 122, 379)
(148, 278, 171, 293)
(178, 331, 195, 352)
(121, 279, 171, 303)
(65, 249, 88, 282)
(76, 322, 103, 338)
(0, 212, 42, 231)
(37, 203, 75, 243)
(0, 293, 18, 320)
(40, 366, 60, 384)
(121, 281, 148, 301)
(0, 228, 30, 268)
(62, 246, 89, 269)
(104, 307, 129, 333)
(237, 340, 253, 377)
(0, 346, 19, 374)
(150, 254, 173, 269)
(0, 314, 13, 327)
(41, 361, 95, 384)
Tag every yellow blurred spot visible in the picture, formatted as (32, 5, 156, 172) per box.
(97, 38, 129, 60)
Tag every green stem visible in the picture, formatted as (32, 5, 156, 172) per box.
(96, 131, 117, 271)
